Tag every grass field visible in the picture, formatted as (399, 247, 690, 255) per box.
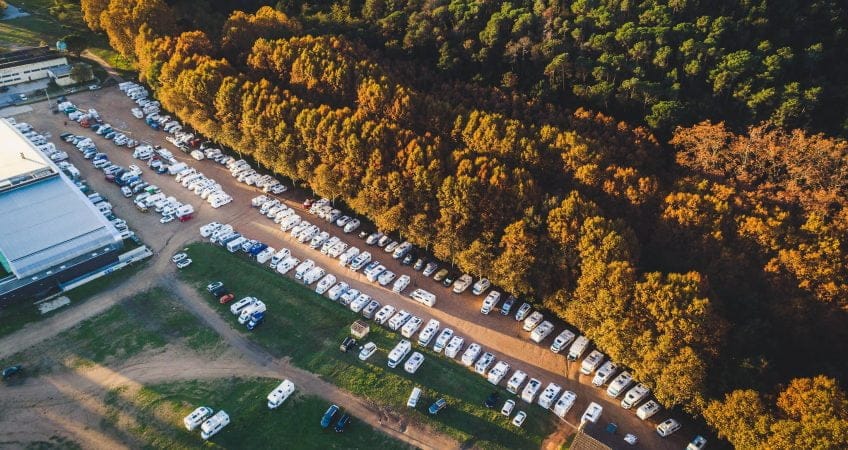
(179, 243, 559, 449)
(0, 287, 221, 373)
(102, 378, 413, 450)
(0, 0, 135, 75)
(0, 261, 147, 340)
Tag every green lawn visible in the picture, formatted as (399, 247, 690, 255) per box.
(102, 378, 412, 450)
(0, 287, 221, 374)
(0, 0, 135, 75)
(0, 261, 147, 340)
(179, 243, 558, 449)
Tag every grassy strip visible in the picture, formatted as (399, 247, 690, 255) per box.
(0, 261, 147, 340)
(102, 378, 412, 450)
(0, 287, 220, 373)
(179, 243, 557, 449)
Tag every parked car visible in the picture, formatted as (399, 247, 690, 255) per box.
(501, 399, 515, 417)
(428, 398, 447, 415)
(320, 405, 339, 428)
(358, 342, 377, 361)
(334, 414, 351, 432)
(512, 411, 527, 427)
(656, 418, 681, 437)
(2, 365, 23, 380)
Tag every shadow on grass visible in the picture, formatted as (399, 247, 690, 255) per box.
(178, 243, 557, 449)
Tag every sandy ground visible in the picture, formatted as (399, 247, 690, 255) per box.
(0, 87, 699, 449)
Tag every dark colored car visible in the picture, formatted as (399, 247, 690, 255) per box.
(428, 398, 447, 415)
(321, 404, 339, 428)
(211, 286, 227, 298)
(442, 273, 456, 287)
(401, 253, 415, 265)
(334, 413, 351, 432)
(2, 365, 23, 380)
(339, 336, 357, 352)
(500, 295, 517, 316)
(484, 392, 500, 409)
(413, 258, 426, 271)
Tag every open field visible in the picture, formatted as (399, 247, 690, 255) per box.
(0, 261, 147, 340)
(0, 0, 134, 74)
(178, 243, 559, 449)
(104, 378, 413, 450)
(0, 287, 220, 373)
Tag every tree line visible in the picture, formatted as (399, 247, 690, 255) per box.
(80, 1, 848, 446)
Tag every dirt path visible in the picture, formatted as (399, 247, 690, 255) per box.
(82, 50, 125, 84)
(0, 347, 276, 449)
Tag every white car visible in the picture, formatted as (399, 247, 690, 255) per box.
(327, 282, 349, 301)
(374, 305, 397, 325)
(184, 406, 213, 431)
(176, 258, 192, 269)
(581, 402, 603, 424)
(480, 290, 501, 314)
(314, 274, 337, 294)
(343, 218, 361, 233)
(460, 343, 481, 367)
(350, 294, 371, 313)
(511, 411, 527, 427)
(624, 434, 638, 445)
(160, 214, 175, 224)
(550, 329, 576, 353)
(432, 328, 454, 353)
(474, 352, 495, 375)
(656, 418, 681, 437)
(377, 270, 396, 286)
(417, 319, 440, 346)
(401, 316, 423, 338)
(501, 399, 515, 417)
(637, 400, 661, 420)
(171, 252, 188, 264)
(341, 287, 361, 305)
(444, 335, 464, 358)
(358, 342, 377, 361)
(392, 274, 411, 293)
(404, 352, 425, 374)
(592, 360, 619, 387)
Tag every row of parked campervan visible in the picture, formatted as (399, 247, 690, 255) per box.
(228, 159, 288, 194)
(171, 164, 232, 208)
(183, 406, 229, 440)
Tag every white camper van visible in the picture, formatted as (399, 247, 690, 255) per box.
(267, 380, 295, 409)
(200, 410, 230, 440)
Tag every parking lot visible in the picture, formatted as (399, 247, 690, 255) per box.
(10, 86, 694, 449)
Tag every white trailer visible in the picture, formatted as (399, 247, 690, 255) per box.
(267, 380, 295, 409)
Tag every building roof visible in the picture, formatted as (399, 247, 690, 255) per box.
(49, 64, 73, 77)
(0, 120, 57, 186)
(0, 46, 66, 71)
(0, 120, 122, 278)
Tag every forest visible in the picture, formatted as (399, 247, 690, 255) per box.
(80, 0, 848, 447)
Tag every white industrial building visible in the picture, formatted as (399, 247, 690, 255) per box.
(0, 46, 69, 87)
(0, 119, 123, 304)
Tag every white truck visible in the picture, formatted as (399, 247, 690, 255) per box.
(621, 383, 650, 409)
(238, 300, 266, 325)
(521, 378, 542, 403)
(256, 246, 276, 264)
(267, 380, 295, 409)
(183, 406, 213, 431)
(409, 288, 437, 307)
(507, 370, 527, 394)
(294, 259, 315, 280)
(538, 382, 562, 409)
(302, 266, 326, 285)
(200, 410, 230, 440)
(553, 391, 577, 418)
(387, 339, 412, 369)
(487, 361, 510, 385)
(567, 335, 590, 361)
(580, 350, 605, 375)
(606, 371, 634, 398)
(530, 320, 554, 343)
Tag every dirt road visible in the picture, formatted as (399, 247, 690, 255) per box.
(2, 88, 698, 448)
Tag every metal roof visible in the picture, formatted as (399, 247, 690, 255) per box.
(0, 46, 65, 71)
(0, 121, 122, 278)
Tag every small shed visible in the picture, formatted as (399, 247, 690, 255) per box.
(350, 320, 370, 339)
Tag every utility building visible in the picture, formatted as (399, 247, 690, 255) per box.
(0, 46, 69, 87)
(0, 119, 123, 304)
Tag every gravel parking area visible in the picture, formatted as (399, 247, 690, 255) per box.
(13, 87, 693, 450)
